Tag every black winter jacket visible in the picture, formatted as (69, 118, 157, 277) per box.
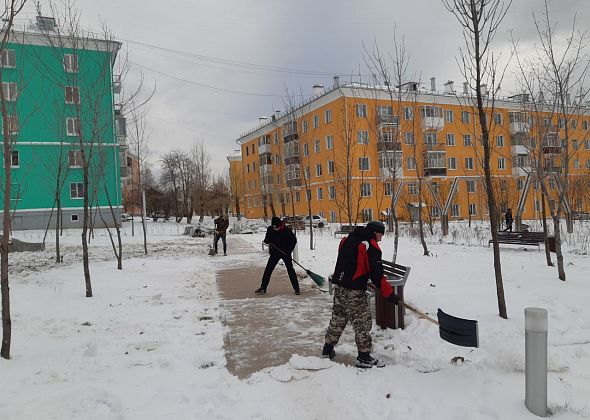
(330, 226, 393, 297)
(263, 223, 297, 257)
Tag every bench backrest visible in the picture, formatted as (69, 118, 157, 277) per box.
(381, 260, 411, 282)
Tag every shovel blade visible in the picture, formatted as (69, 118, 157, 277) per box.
(437, 309, 479, 348)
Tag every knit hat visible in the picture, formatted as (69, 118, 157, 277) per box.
(366, 220, 385, 234)
(271, 216, 282, 228)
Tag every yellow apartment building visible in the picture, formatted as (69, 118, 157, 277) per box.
(230, 79, 590, 227)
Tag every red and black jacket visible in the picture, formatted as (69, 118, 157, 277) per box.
(330, 226, 394, 297)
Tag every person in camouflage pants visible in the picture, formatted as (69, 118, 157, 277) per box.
(325, 286, 372, 353)
(321, 221, 400, 368)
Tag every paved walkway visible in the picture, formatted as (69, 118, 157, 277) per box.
(215, 236, 357, 379)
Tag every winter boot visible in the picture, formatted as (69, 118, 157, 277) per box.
(294, 289, 301, 295)
(356, 352, 385, 368)
(321, 343, 335, 359)
(254, 287, 266, 295)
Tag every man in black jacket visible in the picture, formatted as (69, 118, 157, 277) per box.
(255, 216, 300, 295)
(321, 220, 399, 368)
(213, 214, 230, 255)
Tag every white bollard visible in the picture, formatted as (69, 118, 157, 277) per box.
(525, 307, 548, 417)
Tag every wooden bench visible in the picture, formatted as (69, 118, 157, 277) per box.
(328, 259, 411, 329)
(334, 224, 356, 236)
(489, 231, 545, 250)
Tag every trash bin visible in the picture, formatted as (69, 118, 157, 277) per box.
(547, 235, 556, 253)
(375, 275, 407, 329)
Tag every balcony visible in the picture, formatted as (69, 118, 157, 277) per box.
(377, 141, 401, 152)
(286, 178, 302, 187)
(258, 143, 271, 154)
(282, 121, 298, 141)
(542, 146, 561, 155)
(120, 166, 130, 178)
(113, 74, 121, 94)
(259, 163, 272, 175)
(512, 166, 529, 176)
(376, 114, 399, 126)
(510, 133, 530, 155)
(512, 154, 530, 176)
(509, 121, 530, 134)
(379, 166, 403, 180)
(423, 151, 447, 177)
(421, 116, 445, 131)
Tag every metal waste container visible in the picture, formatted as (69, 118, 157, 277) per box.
(547, 235, 556, 253)
(375, 275, 407, 329)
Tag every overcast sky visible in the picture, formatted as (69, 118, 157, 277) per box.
(16, 1, 590, 176)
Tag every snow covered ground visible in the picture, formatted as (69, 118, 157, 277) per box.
(1, 218, 589, 419)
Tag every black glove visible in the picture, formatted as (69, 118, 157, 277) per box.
(386, 293, 401, 305)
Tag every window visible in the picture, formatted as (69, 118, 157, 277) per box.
(451, 204, 460, 217)
(572, 140, 578, 151)
(276, 175, 281, 185)
(326, 135, 333, 150)
(63, 54, 79, 73)
(517, 178, 524, 190)
(377, 105, 393, 116)
(447, 157, 456, 170)
(325, 109, 332, 123)
(66, 117, 80, 136)
(6, 115, 19, 134)
(463, 134, 472, 146)
(407, 157, 416, 170)
(558, 118, 565, 129)
(2, 82, 17, 101)
(586, 159, 590, 169)
(71, 214, 79, 222)
(466, 179, 476, 193)
(583, 120, 589, 130)
(469, 203, 477, 216)
(1, 49, 16, 68)
(295, 191, 301, 202)
(356, 104, 367, 118)
(275, 155, 280, 165)
(313, 115, 319, 128)
(571, 120, 577, 129)
(306, 189, 312, 201)
(11, 150, 19, 167)
(357, 130, 369, 144)
(317, 187, 323, 200)
(500, 179, 508, 192)
(252, 162, 256, 171)
(446, 133, 455, 146)
(425, 131, 437, 145)
(431, 206, 440, 218)
(274, 133, 278, 145)
(404, 107, 413, 120)
(384, 183, 393, 196)
(461, 111, 470, 124)
(70, 182, 84, 199)
(498, 157, 505, 169)
(465, 157, 473, 170)
(68, 150, 83, 167)
(316, 163, 322, 176)
(64, 86, 81, 104)
(359, 157, 370, 171)
(585, 139, 590, 150)
(303, 143, 309, 157)
(360, 182, 372, 197)
(302, 120, 308, 133)
(408, 184, 418, 195)
(330, 210, 337, 222)
(445, 110, 454, 122)
(329, 185, 336, 200)
(421, 106, 442, 118)
(496, 135, 504, 147)
(405, 132, 414, 145)
(362, 208, 373, 222)
(314, 139, 321, 153)
(574, 159, 580, 169)
(304, 166, 310, 179)
(494, 113, 503, 125)
(328, 160, 335, 174)
(245, 147, 249, 157)
(246, 163, 250, 173)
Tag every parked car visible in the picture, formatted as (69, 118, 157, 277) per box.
(572, 211, 590, 221)
(121, 213, 132, 222)
(282, 215, 305, 230)
(302, 214, 328, 228)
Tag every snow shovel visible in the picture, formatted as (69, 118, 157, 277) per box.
(368, 284, 479, 348)
(267, 243, 325, 287)
(208, 233, 217, 256)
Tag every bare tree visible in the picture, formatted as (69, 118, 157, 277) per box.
(0, 0, 28, 360)
(443, 0, 511, 318)
(191, 141, 211, 223)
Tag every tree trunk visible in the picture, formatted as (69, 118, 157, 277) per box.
(552, 215, 566, 281)
(82, 167, 93, 298)
(417, 182, 429, 256)
(541, 194, 553, 266)
(1, 124, 12, 359)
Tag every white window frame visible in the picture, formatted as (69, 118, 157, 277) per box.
(63, 53, 79, 73)
(447, 157, 456, 170)
(0, 49, 16, 68)
(66, 117, 80, 136)
(404, 132, 414, 145)
(444, 109, 454, 122)
(451, 204, 460, 217)
(359, 157, 370, 171)
(303, 143, 309, 157)
(466, 179, 476, 193)
(314, 139, 321, 153)
(360, 182, 372, 197)
(325, 109, 332, 123)
(11, 150, 19, 167)
(317, 187, 323, 200)
(326, 135, 333, 150)
(70, 182, 84, 199)
(316, 163, 322, 177)
(461, 111, 470, 124)
(463, 134, 472, 146)
(446, 133, 455, 146)
(313, 115, 319, 128)
(2, 82, 17, 101)
(329, 185, 336, 200)
(498, 157, 505, 170)
(496, 135, 504, 147)
(71, 214, 79, 222)
(465, 157, 474, 170)
(408, 184, 418, 195)
(356, 104, 367, 118)
(469, 203, 477, 216)
(407, 157, 416, 170)
(68, 150, 83, 167)
(302, 120, 308, 133)
(357, 130, 369, 144)
(384, 183, 393, 196)
(65, 86, 80, 104)
(404, 107, 413, 120)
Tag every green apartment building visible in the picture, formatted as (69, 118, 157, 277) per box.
(0, 26, 126, 230)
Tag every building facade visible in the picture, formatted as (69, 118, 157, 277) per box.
(231, 81, 590, 225)
(0, 28, 126, 230)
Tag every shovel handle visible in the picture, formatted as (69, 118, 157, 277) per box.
(367, 284, 439, 326)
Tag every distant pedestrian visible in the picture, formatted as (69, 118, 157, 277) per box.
(255, 216, 300, 295)
(214, 214, 229, 255)
(322, 220, 400, 368)
(503, 209, 513, 232)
